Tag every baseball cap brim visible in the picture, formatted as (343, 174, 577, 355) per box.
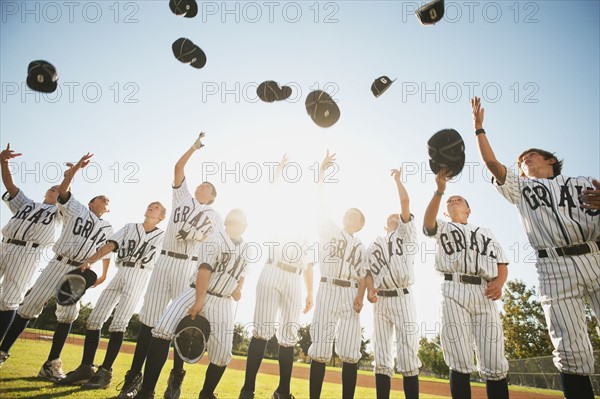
(183, 0, 198, 18)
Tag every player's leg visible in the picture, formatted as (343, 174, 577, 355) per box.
(201, 295, 233, 397)
(373, 299, 394, 399)
(336, 286, 362, 399)
(308, 284, 336, 399)
(394, 293, 421, 399)
(471, 286, 508, 399)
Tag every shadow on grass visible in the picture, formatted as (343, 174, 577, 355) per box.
(3, 386, 80, 399)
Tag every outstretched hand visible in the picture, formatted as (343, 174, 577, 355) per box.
(471, 96, 484, 130)
(0, 144, 22, 163)
(192, 132, 206, 150)
(390, 168, 402, 182)
(580, 179, 600, 210)
(321, 149, 336, 173)
(435, 169, 451, 192)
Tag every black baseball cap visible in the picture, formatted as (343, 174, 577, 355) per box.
(172, 38, 207, 69)
(257, 81, 292, 103)
(416, 0, 445, 25)
(169, 0, 198, 18)
(26, 60, 58, 93)
(305, 90, 341, 128)
(371, 76, 395, 98)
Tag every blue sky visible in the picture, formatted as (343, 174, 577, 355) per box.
(1, 1, 599, 344)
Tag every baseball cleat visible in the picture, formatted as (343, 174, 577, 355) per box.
(56, 363, 95, 385)
(82, 366, 112, 389)
(117, 370, 143, 398)
(164, 369, 186, 399)
(38, 358, 66, 382)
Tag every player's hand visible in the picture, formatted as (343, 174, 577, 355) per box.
(92, 273, 107, 288)
(0, 143, 22, 163)
(390, 168, 402, 183)
(303, 294, 313, 314)
(79, 261, 92, 273)
(320, 149, 337, 173)
(188, 301, 204, 319)
(232, 288, 242, 301)
(485, 279, 504, 301)
(192, 132, 206, 150)
(471, 96, 484, 130)
(367, 289, 378, 304)
(353, 296, 364, 313)
(176, 229, 190, 240)
(580, 179, 600, 210)
(435, 169, 450, 191)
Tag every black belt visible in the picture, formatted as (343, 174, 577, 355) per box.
(320, 277, 358, 288)
(56, 255, 83, 267)
(275, 261, 302, 275)
(161, 250, 198, 262)
(444, 273, 482, 285)
(190, 283, 224, 298)
(122, 261, 144, 269)
(3, 238, 39, 248)
(537, 240, 600, 258)
(378, 288, 409, 297)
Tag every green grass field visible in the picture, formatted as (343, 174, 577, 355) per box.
(0, 332, 572, 399)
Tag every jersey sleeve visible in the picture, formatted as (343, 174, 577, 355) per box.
(172, 178, 192, 206)
(319, 218, 339, 240)
(397, 214, 417, 243)
(98, 224, 115, 259)
(2, 190, 32, 214)
(493, 167, 522, 205)
(487, 229, 510, 265)
(197, 239, 221, 272)
(423, 218, 445, 238)
(357, 242, 368, 279)
(107, 225, 129, 251)
(56, 192, 86, 219)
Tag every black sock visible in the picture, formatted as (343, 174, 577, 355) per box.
(485, 378, 508, 399)
(130, 324, 153, 373)
(0, 314, 29, 353)
(342, 362, 358, 399)
(173, 344, 184, 371)
(101, 331, 124, 370)
(403, 375, 419, 399)
(82, 329, 100, 366)
(47, 322, 71, 362)
(201, 363, 227, 395)
(140, 337, 170, 393)
(276, 345, 294, 396)
(309, 360, 326, 399)
(449, 370, 471, 399)
(560, 372, 594, 399)
(0, 310, 16, 343)
(375, 374, 390, 399)
(241, 337, 267, 393)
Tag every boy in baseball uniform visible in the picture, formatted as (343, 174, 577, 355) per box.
(365, 168, 421, 399)
(0, 144, 61, 362)
(423, 169, 510, 399)
(472, 96, 600, 399)
(57, 201, 166, 389)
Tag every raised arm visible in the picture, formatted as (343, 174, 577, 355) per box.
(303, 263, 314, 314)
(317, 150, 336, 221)
(391, 168, 410, 223)
(423, 171, 447, 235)
(0, 143, 22, 198)
(60, 153, 93, 200)
(471, 97, 508, 185)
(174, 132, 205, 187)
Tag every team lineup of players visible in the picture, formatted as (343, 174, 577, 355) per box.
(0, 97, 599, 399)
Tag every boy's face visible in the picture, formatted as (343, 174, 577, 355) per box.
(343, 208, 365, 232)
(89, 195, 110, 215)
(386, 213, 400, 232)
(225, 211, 247, 238)
(44, 185, 60, 204)
(195, 182, 216, 205)
(445, 196, 470, 219)
(145, 203, 165, 221)
(519, 151, 556, 178)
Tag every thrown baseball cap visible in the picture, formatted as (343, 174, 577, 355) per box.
(174, 315, 212, 363)
(172, 38, 207, 69)
(371, 76, 395, 98)
(416, 0, 445, 25)
(427, 128, 465, 178)
(26, 60, 58, 93)
(169, 0, 198, 18)
(305, 90, 341, 128)
(55, 268, 97, 306)
(257, 81, 292, 103)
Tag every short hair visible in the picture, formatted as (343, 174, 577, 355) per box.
(225, 208, 246, 225)
(149, 201, 167, 218)
(349, 208, 366, 226)
(88, 195, 108, 205)
(517, 148, 563, 177)
(203, 181, 217, 205)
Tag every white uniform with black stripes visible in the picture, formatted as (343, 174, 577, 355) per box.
(252, 233, 310, 347)
(0, 190, 61, 311)
(309, 219, 366, 364)
(152, 233, 252, 366)
(85, 223, 164, 332)
(494, 169, 600, 375)
(368, 216, 421, 378)
(17, 193, 113, 323)
(138, 179, 222, 327)
(424, 219, 509, 380)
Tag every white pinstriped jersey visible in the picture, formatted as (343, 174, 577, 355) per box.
(367, 217, 417, 289)
(319, 219, 366, 281)
(424, 219, 509, 281)
(53, 193, 113, 261)
(266, 232, 311, 271)
(108, 223, 165, 270)
(494, 169, 600, 250)
(162, 179, 223, 256)
(2, 190, 61, 246)
(195, 232, 252, 297)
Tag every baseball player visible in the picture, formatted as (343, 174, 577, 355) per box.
(238, 155, 314, 399)
(0, 152, 113, 382)
(118, 133, 223, 399)
(471, 96, 600, 399)
(308, 150, 367, 399)
(365, 168, 421, 399)
(423, 169, 510, 399)
(55, 201, 166, 388)
(133, 209, 251, 399)
(0, 144, 62, 363)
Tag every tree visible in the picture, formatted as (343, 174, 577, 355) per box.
(232, 322, 251, 355)
(417, 336, 448, 378)
(585, 303, 600, 350)
(501, 280, 552, 359)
